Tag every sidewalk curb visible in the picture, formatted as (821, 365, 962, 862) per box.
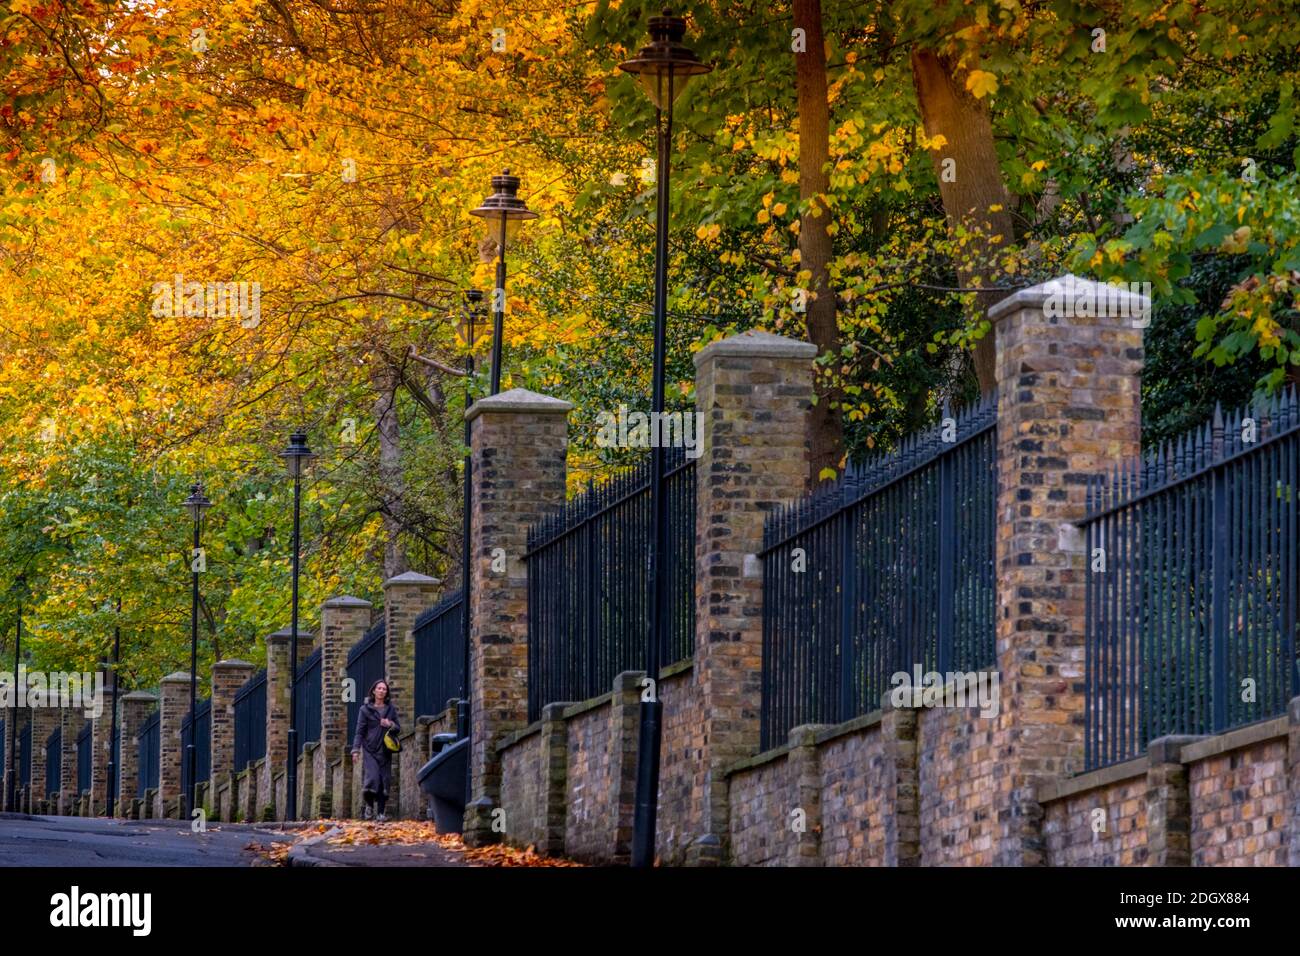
(287, 826, 348, 867)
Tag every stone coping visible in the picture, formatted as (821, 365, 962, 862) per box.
(1038, 716, 1291, 805)
(813, 709, 883, 746)
(495, 661, 694, 754)
(416, 707, 453, 727)
(384, 570, 440, 587)
(693, 329, 818, 367)
(1038, 756, 1149, 804)
(987, 273, 1150, 322)
(465, 387, 573, 423)
(1177, 716, 1287, 765)
(321, 595, 372, 609)
(725, 710, 884, 778)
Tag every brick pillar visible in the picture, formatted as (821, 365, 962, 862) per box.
(989, 275, 1146, 865)
(2, 707, 26, 811)
(384, 572, 441, 819)
(881, 702, 921, 867)
(158, 672, 194, 819)
(690, 330, 817, 864)
(59, 708, 86, 814)
(1146, 735, 1198, 866)
(210, 659, 254, 806)
(463, 388, 572, 846)
(2, 704, 25, 812)
(320, 597, 371, 765)
(29, 705, 59, 812)
(789, 725, 824, 866)
(263, 630, 293, 814)
(609, 670, 643, 864)
(115, 692, 155, 817)
(536, 702, 569, 857)
(89, 671, 115, 815)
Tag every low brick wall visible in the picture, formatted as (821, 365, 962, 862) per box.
(918, 703, 998, 865)
(819, 718, 889, 866)
(728, 747, 798, 866)
(499, 726, 543, 846)
(655, 665, 702, 865)
(1038, 717, 1292, 867)
(1041, 759, 1150, 866)
(1185, 723, 1289, 866)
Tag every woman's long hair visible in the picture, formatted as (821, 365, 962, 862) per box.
(366, 678, 393, 707)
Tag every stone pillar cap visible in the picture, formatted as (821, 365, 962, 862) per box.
(213, 658, 256, 669)
(322, 595, 372, 609)
(121, 691, 158, 702)
(266, 628, 314, 642)
(384, 570, 441, 588)
(159, 671, 196, 685)
(987, 273, 1152, 323)
(693, 329, 818, 367)
(465, 387, 573, 422)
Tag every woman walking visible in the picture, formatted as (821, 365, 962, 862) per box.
(351, 679, 401, 821)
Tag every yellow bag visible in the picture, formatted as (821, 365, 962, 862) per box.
(384, 730, 401, 753)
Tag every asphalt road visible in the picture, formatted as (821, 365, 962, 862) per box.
(0, 813, 294, 867)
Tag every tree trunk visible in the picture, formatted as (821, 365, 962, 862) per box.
(372, 364, 410, 579)
(910, 47, 1016, 395)
(794, 0, 843, 484)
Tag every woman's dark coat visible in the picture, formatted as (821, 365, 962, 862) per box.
(352, 701, 401, 798)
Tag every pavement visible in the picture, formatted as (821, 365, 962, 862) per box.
(286, 824, 466, 867)
(0, 813, 470, 867)
(0, 812, 300, 867)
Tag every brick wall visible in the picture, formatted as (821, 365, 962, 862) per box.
(1042, 766, 1149, 866)
(819, 721, 889, 866)
(1190, 738, 1288, 866)
(728, 752, 798, 866)
(917, 704, 998, 865)
(499, 728, 543, 847)
(655, 666, 703, 865)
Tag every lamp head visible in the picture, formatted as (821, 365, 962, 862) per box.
(469, 169, 538, 242)
(618, 11, 712, 109)
(280, 431, 317, 479)
(183, 482, 212, 522)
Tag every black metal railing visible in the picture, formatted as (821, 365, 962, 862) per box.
(414, 591, 463, 718)
(760, 397, 998, 749)
(294, 647, 322, 756)
(136, 709, 160, 797)
(347, 620, 385, 742)
(45, 728, 61, 798)
(232, 670, 266, 773)
(19, 720, 31, 790)
(180, 697, 211, 799)
(76, 722, 92, 794)
(1083, 394, 1300, 769)
(525, 446, 696, 723)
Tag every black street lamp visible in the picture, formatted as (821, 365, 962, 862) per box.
(5, 573, 25, 813)
(181, 482, 211, 821)
(619, 11, 711, 868)
(469, 170, 536, 396)
(280, 430, 317, 821)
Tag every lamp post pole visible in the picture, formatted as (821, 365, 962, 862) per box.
(619, 11, 711, 870)
(281, 431, 317, 822)
(187, 496, 201, 820)
(470, 170, 536, 397)
(181, 483, 211, 821)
